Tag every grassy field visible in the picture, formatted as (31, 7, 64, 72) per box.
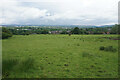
(2, 34, 118, 78)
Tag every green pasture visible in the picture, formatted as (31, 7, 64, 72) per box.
(2, 34, 118, 78)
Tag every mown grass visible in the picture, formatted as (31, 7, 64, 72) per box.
(2, 34, 119, 78)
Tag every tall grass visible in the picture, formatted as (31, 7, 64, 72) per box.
(2, 58, 35, 78)
(2, 59, 18, 77)
(18, 58, 35, 72)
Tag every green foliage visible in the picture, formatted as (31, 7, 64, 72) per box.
(41, 30, 49, 34)
(99, 46, 117, 52)
(99, 46, 105, 50)
(2, 32, 11, 39)
(2, 27, 12, 39)
(60, 31, 68, 34)
(110, 24, 120, 34)
(72, 27, 80, 34)
(7, 24, 119, 35)
(104, 46, 117, 52)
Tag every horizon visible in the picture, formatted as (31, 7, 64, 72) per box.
(0, 24, 116, 26)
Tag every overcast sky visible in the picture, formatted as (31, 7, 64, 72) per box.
(0, 0, 119, 25)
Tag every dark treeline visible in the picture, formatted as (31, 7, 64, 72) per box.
(71, 24, 120, 34)
(8, 27, 71, 35)
(1, 27, 13, 39)
(1, 24, 120, 39)
(9, 24, 119, 35)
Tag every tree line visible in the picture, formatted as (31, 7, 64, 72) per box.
(71, 24, 120, 34)
(1, 24, 120, 39)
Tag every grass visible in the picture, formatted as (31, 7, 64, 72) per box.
(2, 34, 119, 78)
(2, 58, 35, 78)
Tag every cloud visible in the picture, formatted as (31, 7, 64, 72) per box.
(0, 0, 51, 24)
(20, 8, 48, 19)
(0, 0, 119, 25)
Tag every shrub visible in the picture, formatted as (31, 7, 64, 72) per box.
(99, 46, 105, 50)
(104, 46, 117, 52)
(104, 46, 112, 51)
(60, 31, 68, 34)
(2, 27, 13, 39)
(99, 46, 117, 52)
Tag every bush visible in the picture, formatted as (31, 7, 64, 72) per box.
(99, 46, 117, 52)
(99, 46, 105, 50)
(2, 27, 13, 39)
(2, 32, 12, 39)
(104, 46, 117, 52)
(60, 31, 68, 34)
(41, 30, 49, 34)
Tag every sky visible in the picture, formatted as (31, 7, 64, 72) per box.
(0, 0, 119, 25)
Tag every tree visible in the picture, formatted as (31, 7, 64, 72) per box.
(2, 27, 13, 39)
(111, 24, 120, 34)
(41, 30, 49, 34)
(60, 31, 68, 34)
(72, 27, 80, 34)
